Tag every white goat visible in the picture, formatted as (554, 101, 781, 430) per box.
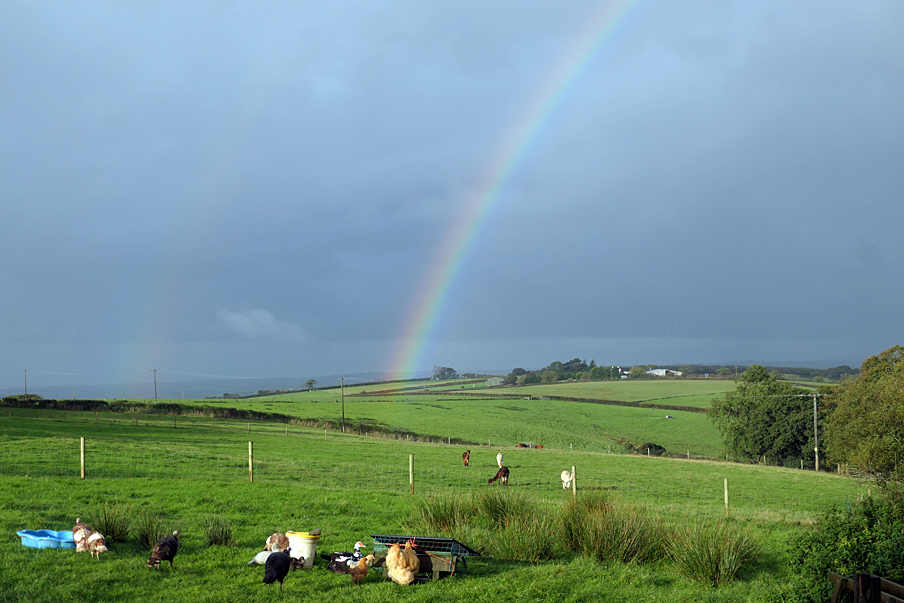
(561, 470, 573, 489)
(496, 452, 504, 468)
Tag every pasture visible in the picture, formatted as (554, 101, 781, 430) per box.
(0, 403, 868, 602)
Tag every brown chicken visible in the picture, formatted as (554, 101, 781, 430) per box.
(349, 554, 375, 585)
(385, 540, 420, 585)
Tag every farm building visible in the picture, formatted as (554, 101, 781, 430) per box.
(646, 369, 684, 377)
(485, 377, 504, 387)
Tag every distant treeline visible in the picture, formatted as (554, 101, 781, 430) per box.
(502, 358, 859, 385)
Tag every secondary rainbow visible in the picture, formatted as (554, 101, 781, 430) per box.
(388, 0, 644, 378)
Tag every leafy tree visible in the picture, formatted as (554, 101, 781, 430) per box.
(510, 368, 527, 377)
(304, 379, 317, 391)
(627, 366, 649, 379)
(541, 370, 559, 384)
(708, 364, 815, 465)
(432, 366, 458, 380)
(825, 345, 904, 483)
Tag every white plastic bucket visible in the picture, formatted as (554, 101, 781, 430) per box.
(286, 531, 319, 568)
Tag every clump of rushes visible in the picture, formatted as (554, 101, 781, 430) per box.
(92, 504, 131, 542)
(665, 520, 758, 586)
(471, 488, 533, 529)
(133, 509, 171, 550)
(490, 513, 559, 563)
(203, 515, 236, 546)
(561, 494, 664, 563)
(413, 494, 468, 532)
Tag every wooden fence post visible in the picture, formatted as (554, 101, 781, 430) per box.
(409, 454, 414, 495)
(724, 478, 729, 517)
(80, 437, 85, 480)
(248, 441, 253, 483)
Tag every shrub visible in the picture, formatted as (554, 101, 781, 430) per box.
(203, 515, 236, 546)
(787, 488, 904, 601)
(665, 520, 758, 586)
(413, 494, 469, 532)
(91, 504, 131, 542)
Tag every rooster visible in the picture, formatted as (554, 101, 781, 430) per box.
(385, 540, 420, 585)
(148, 531, 179, 569)
(348, 555, 375, 586)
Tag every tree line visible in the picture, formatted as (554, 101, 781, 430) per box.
(708, 345, 904, 484)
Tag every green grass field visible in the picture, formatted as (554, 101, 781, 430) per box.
(0, 381, 869, 602)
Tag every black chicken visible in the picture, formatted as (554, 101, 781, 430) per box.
(263, 549, 294, 591)
(148, 531, 179, 569)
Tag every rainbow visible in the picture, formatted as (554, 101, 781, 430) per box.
(388, 0, 645, 378)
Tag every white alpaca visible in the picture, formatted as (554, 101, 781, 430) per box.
(496, 452, 504, 468)
(561, 470, 573, 489)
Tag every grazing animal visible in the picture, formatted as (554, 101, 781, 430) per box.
(72, 518, 92, 553)
(263, 550, 293, 591)
(349, 555, 375, 585)
(385, 540, 420, 585)
(488, 466, 509, 485)
(496, 452, 504, 468)
(85, 531, 108, 559)
(462, 450, 470, 466)
(148, 531, 179, 569)
(265, 532, 290, 552)
(561, 470, 573, 489)
(248, 550, 274, 565)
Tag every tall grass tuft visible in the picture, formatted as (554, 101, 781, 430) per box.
(413, 494, 469, 532)
(665, 520, 758, 586)
(133, 509, 172, 550)
(203, 515, 236, 546)
(91, 504, 131, 542)
(560, 495, 664, 563)
(472, 488, 533, 529)
(490, 513, 559, 563)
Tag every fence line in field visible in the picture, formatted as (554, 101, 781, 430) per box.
(0, 436, 852, 520)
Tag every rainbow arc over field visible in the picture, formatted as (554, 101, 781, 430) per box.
(387, 0, 644, 378)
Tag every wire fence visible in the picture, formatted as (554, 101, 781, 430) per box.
(0, 436, 854, 521)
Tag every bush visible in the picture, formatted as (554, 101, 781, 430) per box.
(413, 494, 469, 532)
(91, 504, 131, 542)
(665, 520, 758, 586)
(203, 515, 236, 546)
(787, 488, 904, 601)
(489, 513, 559, 563)
(471, 488, 533, 529)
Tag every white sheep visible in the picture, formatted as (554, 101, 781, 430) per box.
(561, 470, 573, 489)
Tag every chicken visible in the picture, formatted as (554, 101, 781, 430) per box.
(349, 555, 375, 586)
(247, 550, 274, 565)
(85, 531, 108, 559)
(72, 518, 92, 554)
(263, 550, 293, 591)
(385, 540, 420, 585)
(321, 541, 366, 574)
(148, 531, 179, 569)
(265, 532, 290, 552)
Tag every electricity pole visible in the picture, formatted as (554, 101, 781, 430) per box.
(813, 393, 819, 472)
(337, 376, 347, 431)
(23, 369, 28, 396)
(150, 369, 159, 401)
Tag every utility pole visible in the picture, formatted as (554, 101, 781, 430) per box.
(23, 369, 28, 396)
(150, 369, 159, 401)
(813, 393, 819, 472)
(337, 376, 347, 431)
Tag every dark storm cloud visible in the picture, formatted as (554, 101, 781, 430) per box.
(1, 0, 902, 389)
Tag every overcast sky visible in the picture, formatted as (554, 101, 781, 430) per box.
(2, 0, 902, 392)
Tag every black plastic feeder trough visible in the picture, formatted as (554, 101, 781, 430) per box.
(370, 534, 480, 582)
